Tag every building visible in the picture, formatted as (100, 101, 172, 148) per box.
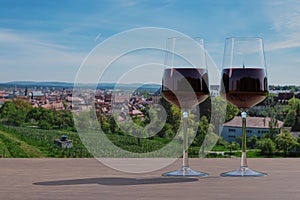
(41, 102, 65, 110)
(274, 92, 295, 104)
(29, 91, 45, 100)
(220, 116, 284, 143)
(0, 92, 9, 99)
(54, 135, 73, 148)
(210, 85, 220, 97)
(151, 95, 161, 104)
(129, 109, 144, 117)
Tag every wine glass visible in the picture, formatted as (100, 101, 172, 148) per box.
(220, 37, 268, 177)
(161, 37, 210, 176)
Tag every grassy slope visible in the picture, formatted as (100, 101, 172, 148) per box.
(0, 139, 11, 157)
(0, 130, 47, 158)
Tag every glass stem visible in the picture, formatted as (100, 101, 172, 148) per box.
(241, 111, 248, 168)
(182, 110, 189, 168)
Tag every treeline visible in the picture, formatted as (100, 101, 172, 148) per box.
(252, 97, 300, 131)
(216, 129, 300, 157)
(269, 85, 299, 92)
(0, 99, 74, 130)
(93, 96, 238, 148)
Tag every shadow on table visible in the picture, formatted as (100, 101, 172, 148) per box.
(33, 177, 199, 186)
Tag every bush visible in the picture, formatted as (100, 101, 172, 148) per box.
(228, 141, 240, 152)
(258, 138, 276, 156)
(165, 129, 175, 139)
(247, 135, 258, 149)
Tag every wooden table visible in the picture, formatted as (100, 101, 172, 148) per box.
(0, 158, 299, 200)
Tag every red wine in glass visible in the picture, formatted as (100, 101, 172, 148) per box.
(162, 68, 209, 109)
(221, 68, 268, 109)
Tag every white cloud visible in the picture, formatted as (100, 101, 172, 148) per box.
(0, 29, 85, 82)
(265, 0, 300, 51)
(265, 0, 300, 31)
(265, 33, 300, 51)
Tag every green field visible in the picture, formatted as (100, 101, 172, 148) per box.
(0, 125, 92, 158)
(0, 125, 219, 158)
(0, 125, 180, 158)
(0, 124, 296, 158)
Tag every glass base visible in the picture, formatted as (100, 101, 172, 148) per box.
(162, 166, 208, 177)
(220, 166, 267, 177)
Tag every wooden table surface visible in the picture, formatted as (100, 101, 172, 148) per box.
(0, 158, 299, 200)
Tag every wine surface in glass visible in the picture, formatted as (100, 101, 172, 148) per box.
(162, 68, 209, 109)
(221, 68, 268, 109)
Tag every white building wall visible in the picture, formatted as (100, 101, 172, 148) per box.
(220, 126, 280, 143)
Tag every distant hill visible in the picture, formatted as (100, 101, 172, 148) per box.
(1, 81, 74, 88)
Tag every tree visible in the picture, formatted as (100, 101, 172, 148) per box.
(0, 100, 31, 126)
(158, 123, 172, 138)
(285, 98, 300, 131)
(258, 138, 276, 156)
(159, 98, 172, 122)
(12, 98, 32, 111)
(226, 102, 239, 122)
(192, 114, 219, 157)
(0, 101, 17, 123)
(268, 116, 279, 140)
(144, 105, 166, 138)
(170, 104, 181, 126)
(210, 96, 238, 123)
(275, 129, 298, 157)
(98, 114, 110, 133)
(26, 107, 43, 123)
(165, 128, 175, 139)
(210, 97, 226, 134)
(284, 110, 297, 127)
(12, 109, 28, 126)
(235, 136, 242, 146)
(54, 110, 74, 129)
(39, 109, 55, 127)
(132, 116, 145, 146)
(38, 120, 51, 129)
(247, 135, 258, 149)
(198, 97, 212, 118)
(228, 141, 240, 152)
(193, 116, 210, 147)
(207, 96, 238, 137)
(74, 111, 94, 131)
(288, 98, 300, 116)
(217, 136, 229, 147)
(106, 115, 116, 134)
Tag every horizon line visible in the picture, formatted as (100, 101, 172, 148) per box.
(0, 81, 299, 87)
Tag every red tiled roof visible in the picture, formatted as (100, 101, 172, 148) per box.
(129, 109, 144, 116)
(113, 96, 129, 103)
(223, 116, 284, 129)
(41, 102, 64, 110)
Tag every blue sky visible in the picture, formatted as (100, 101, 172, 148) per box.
(0, 0, 300, 85)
